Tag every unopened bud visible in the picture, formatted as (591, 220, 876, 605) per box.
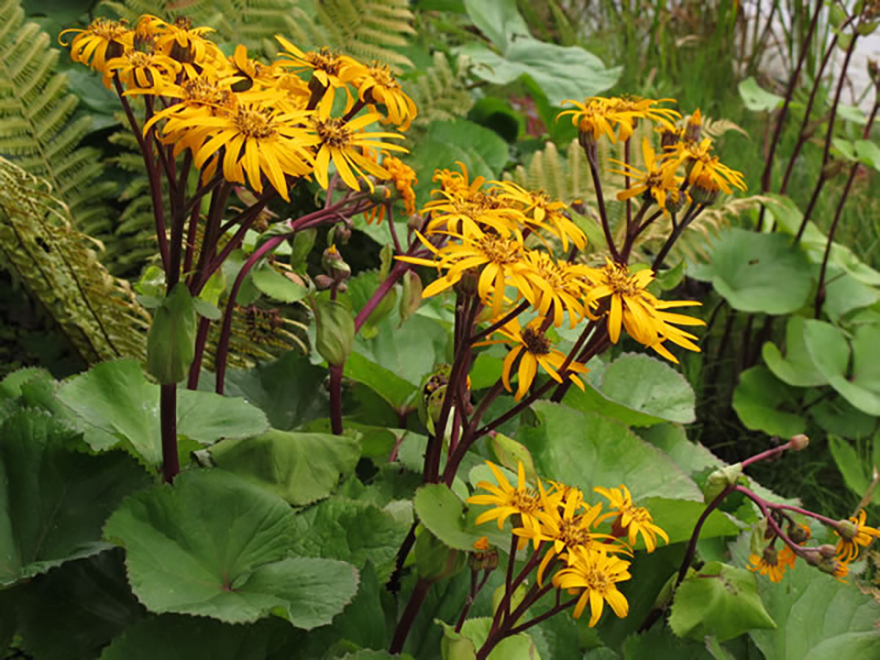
(817, 543, 838, 558)
(660, 128, 680, 150)
(762, 546, 779, 565)
(314, 274, 334, 290)
(578, 132, 598, 163)
(469, 537, 499, 572)
(790, 434, 809, 451)
(690, 180, 719, 206)
(836, 519, 858, 540)
(453, 267, 480, 297)
(685, 109, 703, 143)
(407, 213, 425, 232)
(321, 244, 351, 279)
(788, 523, 812, 545)
(664, 190, 687, 214)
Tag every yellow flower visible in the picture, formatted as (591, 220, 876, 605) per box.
(611, 137, 685, 212)
(583, 260, 704, 363)
(399, 230, 532, 316)
(668, 138, 746, 195)
(311, 94, 407, 192)
(467, 460, 543, 533)
(519, 251, 590, 328)
(490, 181, 586, 251)
(105, 49, 182, 91)
(607, 97, 681, 140)
(486, 317, 588, 401)
(226, 44, 276, 91)
(364, 154, 418, 224)
(60, 17, 132, 72)
(343, 61, 418, 131)
(275, 36, 352, 90)
(748, 546, 794, 583)
(553, 547, 631, 626)
(835, 509, 880, 563)
(422, 163, 520, 238)
(558, 96, 680, 143)
(153, 16, 219, 68)
(595, 485, 668, 552)
(172, 101, 317, 200)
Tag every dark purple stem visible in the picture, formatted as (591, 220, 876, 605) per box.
(160, 383, 180, 483)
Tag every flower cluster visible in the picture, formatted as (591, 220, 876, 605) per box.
(468, 461, 667, 626)
(60, 14, 418, 201)
(749, 510, 880, 584)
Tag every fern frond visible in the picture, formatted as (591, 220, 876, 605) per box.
(405, 52, 473, 126)
(0, 0, 115, 232)
(0, 156, 150, 363)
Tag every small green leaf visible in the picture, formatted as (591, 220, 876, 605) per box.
(669, 561, 776, 642)
(104, 469, 358, 626)
(252, 264, 312, 303)
(414, 484, 483, 551)
(345, 351, 416, 410)
(733, 367, 806, 437)
(209, 428, 361, 506)
(453, 618, 541, 659)
(463, 0, 529, 49)
(192, 297, 222, 320)
(828, 435, 880, 504)
(146, 283, 197, 384)
(738, 77, 784, 112)
(316, 297, 356, 365)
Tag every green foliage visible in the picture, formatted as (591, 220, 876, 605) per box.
(104, 469, 360, 626)
(405, 52, 473, 127)
(733, 366, 806, 438)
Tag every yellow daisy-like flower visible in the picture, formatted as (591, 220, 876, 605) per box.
(311, 94, 407, 192)
(519, 251, 590, 328)
(399, 230, 532, 316)
(60, 17, 132, 73)
(172, 102, 317, 200)
(748, 546, 795, 583)
(105, 49, 182, 91)
(487, 317, 588, 401)
(275, 36, 352, 90)
(558, 96, 680, 144)
(226, 44, 276, 91)
(553, 547, 632, 626)
(668, 138, 746, 195)
(153, 16, 218, 67)
(583, 260, 704, 363)
(835, 509, 880, 563)
(611, 137, 685, 212)
(467, 460, 543, 533)
(595, 485, 669, 552)
(606, 97, 681, 140)
(490, 181, 586, 251)
(343, 60, 418, 131)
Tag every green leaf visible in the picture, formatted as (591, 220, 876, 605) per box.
(705, 229, 813, 314)
(803, 320, 880, 415)
(622, 625, 714, 659)
(208, 428, 362, 506)
(454, 617, 541, 659)
(463, 0, 529, 49)
(251, 264, 312, 303)
(669, 561, 776, 642)
(56, 359, 269, 469)
(564, 353, 695, 426)
(315, 297, 356, 365)
(192, 297, 222, 321)
(0, 410, 149, 586)
(99, 615, 281, 660)
(742, 545, 880, 659)
(146, 283, 197, 384)
(16, 550, 144, 660)
(855, 139, 880, 170)
(828, 435, 880, 503)
(427, 120, 509, 174)
(460, 38, 621, 107)
(637, 498, 739, 547)
(520, 402, 702, 501)
(810, 395, 878, 439)
(732, 367, 806, 438)
(223, 351, 328, 431)
(345, 351, 417, 410)
(414, 484, 483, 551)
(290, 496, 410, 583)
(104, 469, 358, 626)
(0, 367, 52, 400)
(762, 316, 828, 387)
(738, 77, 784, 112)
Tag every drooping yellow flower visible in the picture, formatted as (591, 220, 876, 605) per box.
(558, 96, 680, 143)
(364, 154, 418, 224)
(399, 230, 532, 316)
(275, 36, 353, 90)
(748, 546, 795, 583)
(485, 317, 588, 401)
(553, 547, 632, 626)
(105, 49, 182, 91)
(311, 94, 407, 191)
(519, 251, 590, 328)
(611, 137, 685, 213)
(173, 102, 317, 200)
(835, 509, 880, 563)
(668, 138, 746, 195)
(490, 181, 587, 251)
(467, 460, 543, 533)
(606, 97, 682, 140)
(343, 60, 418, 130)
(60, 17, 132, 73)
(152, 16, 218, 65)
(595, 485, 668, 552)
(583, 260, 704, 363)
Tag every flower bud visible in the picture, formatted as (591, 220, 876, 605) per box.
(817, 543, 838, 558)
(690, 178, 719, 206)
(789, 434, 810, 451)
(664, 189, 687, 214)
(685, 109, 703, 143)
(469, 537, 499, 572)
(703, 463, 743, 503)
(660, 128, 680, 150)
(321, 244, 351, 280)
(836, 519, 858, 540)
(314, 297, 355, 366)
(453, 267, 480, 297)
(314, 274, 334, 290)
(788, 522, 812, 545)
(407, 213, 425, 232)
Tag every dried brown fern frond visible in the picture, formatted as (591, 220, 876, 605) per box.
(0, 156, 150, 364)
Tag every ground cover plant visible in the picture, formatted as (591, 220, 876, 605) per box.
(1, 0, 880, 658)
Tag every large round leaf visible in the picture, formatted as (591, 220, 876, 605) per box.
(762, 316, 827, 387)
(0, 411, 149, 587)
(104, 469, 358, 626)
(707, 229, 813, 314)
(56, 359, 268, 469)
(732, 367, 806, 438)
